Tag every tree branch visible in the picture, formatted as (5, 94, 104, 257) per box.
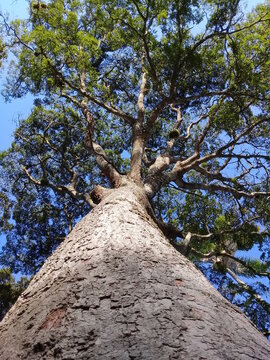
(173, 178, 270, 199)
(42, 51, 136, 125)
(190, 245, 269, 279)
(77, 70, 124, 188)
(22, 165, 96, 208)
(129, 51, 147, 183)
(227, 268, 270, 314)
(191, 14, 270, 53)
(82, 112, 123, 188)
(169, 116, 269, 179)
(144, 98, 169, 141)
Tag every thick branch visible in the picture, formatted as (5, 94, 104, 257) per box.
(83, 114, 123, 188)
(129, 52, 147, 184)
(170, 116, 269, 179)
(79, 72, 123, 188)
(144, 105, 184, 197)
(174, 178, 270, 199)
(22, 165, 95, 208)
(190, 246, 270, 279)
(166, 105, 184, 152)
(145, 111, 269, 199)
(143, 98, 169, 141)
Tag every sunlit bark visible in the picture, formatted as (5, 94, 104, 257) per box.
(0, 185, 269, 359)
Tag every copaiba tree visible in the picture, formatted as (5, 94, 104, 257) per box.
(0, 0, 270, 339)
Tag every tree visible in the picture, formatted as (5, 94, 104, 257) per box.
(0, 268, 29, 321)
(0, 0, 270, 357)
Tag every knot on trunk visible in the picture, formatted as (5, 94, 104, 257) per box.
(90, 185, 112, 204)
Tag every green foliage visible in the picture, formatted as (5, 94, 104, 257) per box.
(210, 101, 244, 136)
(236, 258, 270, 277)
(200, 263, 270, 336)
(0, 191, 12, 232)
(0, 37, 6, 67)
(0, 268, 29, 321)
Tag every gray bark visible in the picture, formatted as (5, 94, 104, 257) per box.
(0, 185, 269, 359)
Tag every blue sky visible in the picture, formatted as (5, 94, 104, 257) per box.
(0, 0, 31, 151)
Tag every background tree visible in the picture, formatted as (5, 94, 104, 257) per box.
(0, 268, 29, 321)
(0, 0, 269, 345)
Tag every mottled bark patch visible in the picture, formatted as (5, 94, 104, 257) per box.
(40, 307, 66, 330)
(175, 279, 184, 286)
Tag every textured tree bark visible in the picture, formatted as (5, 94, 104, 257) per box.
(0, 185, 269, 359)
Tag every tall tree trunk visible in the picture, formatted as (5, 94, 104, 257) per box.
(0, 185, 269, 359)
